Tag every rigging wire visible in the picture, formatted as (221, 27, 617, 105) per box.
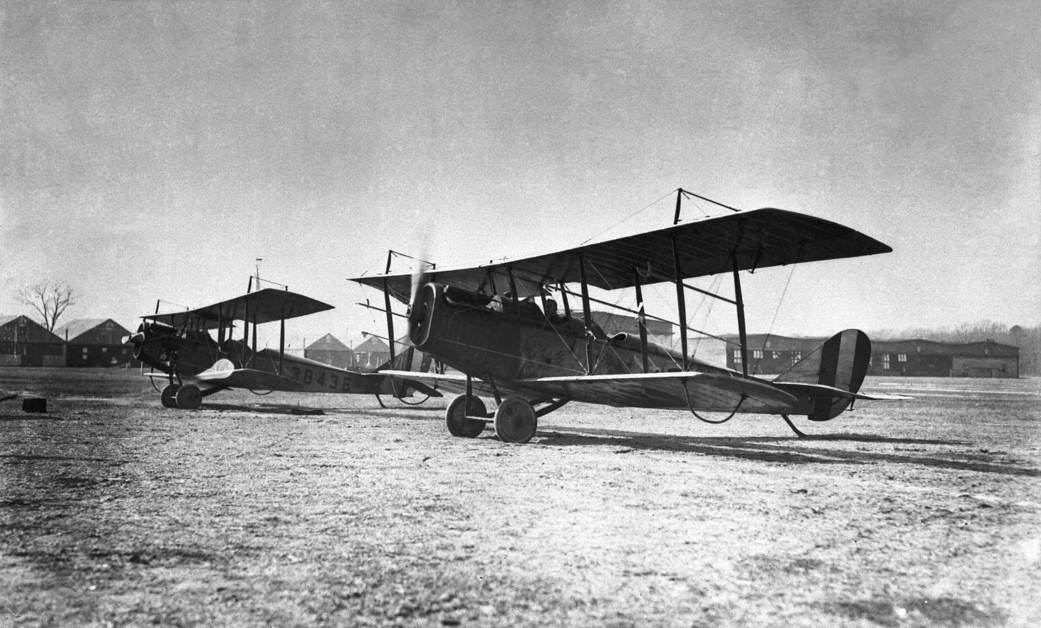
(579, 190, 675, 245)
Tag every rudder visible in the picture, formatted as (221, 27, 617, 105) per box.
(775, 329, 872, 421)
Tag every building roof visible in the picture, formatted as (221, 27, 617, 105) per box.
(353, 336, 389, 353)
(306, 333, 350, 352)
(53, 318, 132, 344)
(873, 338, 1019, 358)
(0, 315, 63, 342)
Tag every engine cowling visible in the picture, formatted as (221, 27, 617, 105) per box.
(408, 283, 522, 381)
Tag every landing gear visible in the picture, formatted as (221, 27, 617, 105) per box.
(494, 398, 537, 443)
(445, 395, 487, 438)
(160, 384, 180, 408)
(175, 384, 202, 410)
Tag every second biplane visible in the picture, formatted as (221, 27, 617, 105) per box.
(126, 281, 437, 409)
(350, 189, 907, 442)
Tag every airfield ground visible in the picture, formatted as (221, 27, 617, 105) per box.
(1, 367, 1039, 626)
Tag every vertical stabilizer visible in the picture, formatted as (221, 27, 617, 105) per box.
(775, 329, 872, 421)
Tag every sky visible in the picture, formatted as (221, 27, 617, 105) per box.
(2, 0, 1038, 351)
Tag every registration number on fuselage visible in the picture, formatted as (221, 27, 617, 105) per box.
(287, 365, 351, 392)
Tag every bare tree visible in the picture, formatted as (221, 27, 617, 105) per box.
(18, 281, 78, 332)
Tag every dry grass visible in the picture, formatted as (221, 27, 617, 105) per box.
(1, 368, 1039, 626)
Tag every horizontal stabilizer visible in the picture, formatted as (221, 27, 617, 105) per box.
(774, 382, 912, 402)
(773, 329, 873, 420)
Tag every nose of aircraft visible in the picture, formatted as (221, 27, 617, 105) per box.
(123, 332, 145, 345)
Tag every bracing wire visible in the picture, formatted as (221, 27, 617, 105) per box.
(579, 190, 676, 245)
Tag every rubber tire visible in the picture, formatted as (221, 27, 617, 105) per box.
(446, 395, 487, 438)
(160, 384, 180, 408)
(175, 384, 202, 410)
(494, 398, 537, 443)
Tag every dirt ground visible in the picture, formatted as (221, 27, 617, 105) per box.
(1, 367, 1039, 626)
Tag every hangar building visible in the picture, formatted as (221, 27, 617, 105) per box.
(0, 315, 64, 366)
(304, 333, 352, 368)
(55, 318, 138, 367)
(351, 335, 390, 369)
(724, 334, 1019, 378)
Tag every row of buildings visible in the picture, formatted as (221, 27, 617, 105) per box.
(723, 334, 1020, 378)
(0, 316, 395, 369)
(0, 314, 1021, 377)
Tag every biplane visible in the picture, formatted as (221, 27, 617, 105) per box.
(125, 281, 438, 409)
(350, 189, 907, 442)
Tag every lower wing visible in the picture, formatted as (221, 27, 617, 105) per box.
(195, 366, 303, 391)
(381, 369, 798, 414)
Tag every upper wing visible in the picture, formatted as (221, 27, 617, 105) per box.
(349, 207, 892, 303)
(146, 288, 334, 329)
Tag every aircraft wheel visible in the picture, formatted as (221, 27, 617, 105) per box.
(175, 384, 202, 410)
(160, 384, 180, 408)
(445, 395, 487, 438)
(494, 398, 537, 443)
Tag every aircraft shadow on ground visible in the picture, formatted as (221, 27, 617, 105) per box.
(537, 427, 1041, 477)
(200, 403, 443, 418)
(0, 413, 63, 421)
(202, 403, 328, 416)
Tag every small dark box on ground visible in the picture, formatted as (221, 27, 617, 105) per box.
(23, 398, 47, 413)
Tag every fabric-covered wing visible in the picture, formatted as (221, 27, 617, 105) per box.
(516, 372, 798, 413)
(195, 366, 304, 391)
(350, 207, 892, 303)
(383, 369, 797, 414)
(374, 369, 507, 399)
(146, 288, 334, 329)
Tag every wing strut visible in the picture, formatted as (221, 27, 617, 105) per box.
(633, 268, 649, 373)
(732, 253, 749, 376)
(672, 235, 689, 370)
(577, 254, 594, 373)
(383, 251, 396, 364)
(671, 190, 690, 370)
(278, 294, 287, 376)
(558, 282, 572, 319)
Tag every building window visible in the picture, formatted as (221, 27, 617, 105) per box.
(771, 351, 780, 360)
(882, 354, 890, 370)
(791, 352, 802, 365)
(897, 353, 906, 362)
(732, 349, 742, 361)
(753, 349, 764, 359)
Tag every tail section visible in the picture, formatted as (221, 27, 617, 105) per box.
(774, 329, 872, 421)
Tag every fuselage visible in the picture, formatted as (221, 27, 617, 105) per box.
(127, 321, 399, 395)
(408, 283, 736, 386)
